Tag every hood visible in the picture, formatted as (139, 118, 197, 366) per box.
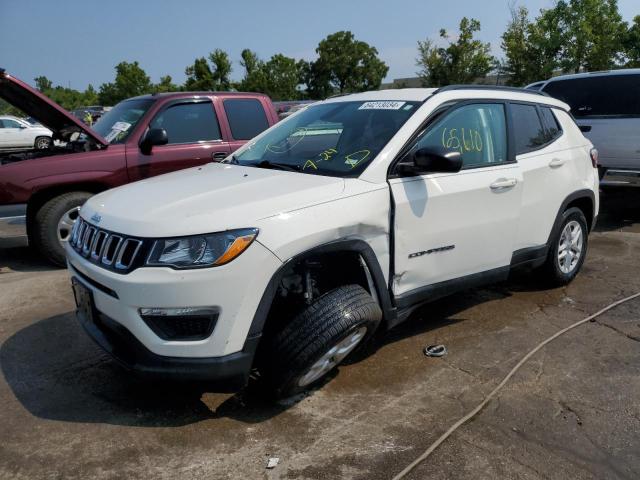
(82, 163, 346, 237)
(0, 69, 108, 145)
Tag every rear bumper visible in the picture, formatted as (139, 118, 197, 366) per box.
(0, 204, 27, 238)
(77, 300, 259, 390)
(600, 169, 640, 187)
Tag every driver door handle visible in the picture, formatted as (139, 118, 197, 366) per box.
(490, 178, 517, 191)
(549, 158, 565, 168)
(212, 152, 227, 161)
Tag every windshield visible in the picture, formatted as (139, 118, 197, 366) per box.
(91, 99, 154, 143)
(233, 100, 420, 177)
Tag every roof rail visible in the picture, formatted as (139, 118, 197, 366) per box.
(433, 84, 549, 97)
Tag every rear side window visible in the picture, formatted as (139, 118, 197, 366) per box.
(511, 104, 548, 155)
(223, 99, 270, 140)
(539, 107, 562, 141)
(149, 102, 221, 144)
(543, 75, 640, 117)
(414, 103, 508, 168)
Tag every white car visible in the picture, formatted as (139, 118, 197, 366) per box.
(0, 115, 52, 150)
(66, 86, 599, 398)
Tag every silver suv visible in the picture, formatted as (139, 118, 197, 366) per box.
(531, 69, 640, 187)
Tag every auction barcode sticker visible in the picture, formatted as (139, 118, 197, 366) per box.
(358, 101, 406, 110)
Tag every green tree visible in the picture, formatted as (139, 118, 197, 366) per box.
(306, 31, 388, 97)
(624, 15, 640, 67)
(153, 75, 179, 93)
(98, 61, 152, 105)
(501, 6, 563, 86)
(417, 18, 494, 87)
(184, 49, 232, 91)
(238, 51, 302, 100)
(34, 76, 53, 92)
(238, 49, 266, 92)
(557, 0, 627, 72)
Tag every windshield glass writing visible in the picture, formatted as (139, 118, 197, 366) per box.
(91, 99, 154, 143)
(233, 101, 419, 177)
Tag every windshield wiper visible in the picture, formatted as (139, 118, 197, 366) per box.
(255, 160, 301, 172)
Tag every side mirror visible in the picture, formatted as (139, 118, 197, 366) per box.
(578, 125, 592, 133)
(19, 124, 27, 129)
(140, 128, 168, 154)
(397, 146, 463, 175)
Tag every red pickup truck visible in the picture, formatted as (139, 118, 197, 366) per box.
(0, 69, 279, 265)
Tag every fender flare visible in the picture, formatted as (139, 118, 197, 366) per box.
(245, 239, 397, 344)
(546, 189, 596, 247)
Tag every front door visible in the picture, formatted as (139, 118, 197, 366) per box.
(391, 102, 522, 298)
(127, 100, 231, 181)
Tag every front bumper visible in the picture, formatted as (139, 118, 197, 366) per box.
(66, 237, 281, 362)
(0, 204, 27, 238)
(76, 295, 259, 389)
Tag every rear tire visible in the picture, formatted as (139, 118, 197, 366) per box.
(34, 136, 51, 149)
(32, 192, 92, 267)
(540, 207, 588, 286)
(261, 284, 382, 399)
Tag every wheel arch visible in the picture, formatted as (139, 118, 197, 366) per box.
(546, 189, 596, 247)
(245, 239, 396, 347)
(26, 182, 108, 236)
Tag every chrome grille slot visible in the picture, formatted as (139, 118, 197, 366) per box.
(91, 231, 109, 260)
(102, 235, 122, 266)
(70, 218, 83, 246)
(81, 227, 96, 256)
(115, 239, 142, 270)
(74, 220, 87, 247)
(71, 216, 144, 273)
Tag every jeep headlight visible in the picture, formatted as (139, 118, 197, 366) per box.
(146, 228, 258, 269)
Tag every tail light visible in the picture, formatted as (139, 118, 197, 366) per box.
(589, 148, 598, 168)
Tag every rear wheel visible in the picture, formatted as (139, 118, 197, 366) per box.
(34, 136, 51, 149)
(540, 207, 588, 286)
(32, 192, 92, 267)
(261, 284, 382, 399)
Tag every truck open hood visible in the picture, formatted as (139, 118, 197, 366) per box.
(82, 163, 346, 238)
(0, 69, 108, 146)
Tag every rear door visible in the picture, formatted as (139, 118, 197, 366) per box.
(509, 103, 572, 251)
(219, 97, 272, 152)
(542, 74, 640, 171)
(126, 98, 231, 180)
(391, 102, 523, 298)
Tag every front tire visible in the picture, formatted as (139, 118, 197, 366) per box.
(32, 192, 92, 267)
(541, 207, 588, 286)
(34, 136, 51, 149)
(262, 284, 382, 399)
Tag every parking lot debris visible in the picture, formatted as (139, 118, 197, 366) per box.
(266, 457, 280, 469)
(424, 344, 447, 357)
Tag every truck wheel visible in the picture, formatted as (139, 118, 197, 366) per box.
(262, 284, 382, 399)
(32, 192, 92, 267)
(541, 207, 588, 286)
(34, 136, 51, 149)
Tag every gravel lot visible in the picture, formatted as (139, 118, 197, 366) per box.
(1, 190, 639, 480)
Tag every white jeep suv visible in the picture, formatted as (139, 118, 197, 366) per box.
(66, 86, 599, 398)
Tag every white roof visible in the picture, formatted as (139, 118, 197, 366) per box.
(323, 87, 569, 111)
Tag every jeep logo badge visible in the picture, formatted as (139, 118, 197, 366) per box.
(91, 213, 102, 224)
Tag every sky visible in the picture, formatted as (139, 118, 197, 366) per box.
(1, 0, 638, 91)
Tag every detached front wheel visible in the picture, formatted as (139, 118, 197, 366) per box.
(262, 284, 382, 399)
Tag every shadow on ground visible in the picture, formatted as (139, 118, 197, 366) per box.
(595, 189, 640, 232)
(0, 237, 59, 273)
